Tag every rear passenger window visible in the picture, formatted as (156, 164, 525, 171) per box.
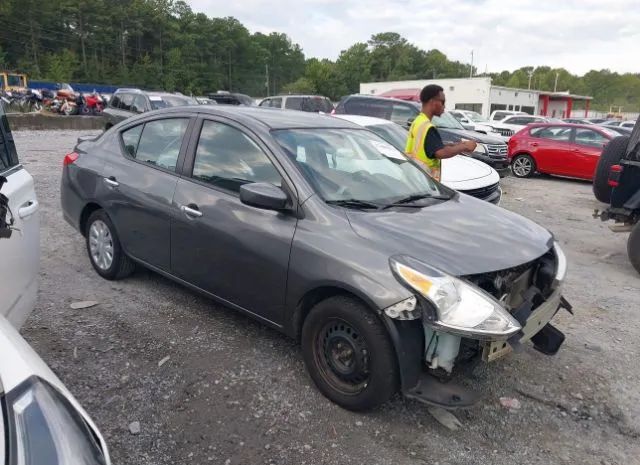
(110, 95, 121, 108)
(119, 94, 134, 111)
(125, 118, 189, 171)
(191, 120, 281, 193)
(285, 97, 303, 110)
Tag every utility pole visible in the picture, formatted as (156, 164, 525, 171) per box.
(553, 71, 560, 92)
(469, 50, 474, 78)
(265, 63, 269, 97)
(528, 68, 534, 90)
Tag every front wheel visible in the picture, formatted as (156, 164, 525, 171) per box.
(628, 222, 640, 275)
(85, 210, 135, 280)
(301, 296, 398, 411)
(511, 154, 536, 178)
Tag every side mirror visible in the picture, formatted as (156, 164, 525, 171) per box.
(240, 182, 289, 211)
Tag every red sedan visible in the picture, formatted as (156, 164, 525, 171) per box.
(508, 123, 619, 180)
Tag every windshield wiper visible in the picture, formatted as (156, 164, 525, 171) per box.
(325, 199, 382, 210)
(382, 193, 451, 209)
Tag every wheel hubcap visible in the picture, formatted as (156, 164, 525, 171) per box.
(513, 157, 532, 176)
(89, 220, 114, 270)
(315, 319, 370, 394)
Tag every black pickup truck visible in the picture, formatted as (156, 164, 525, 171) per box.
(593, 115, 640, 273)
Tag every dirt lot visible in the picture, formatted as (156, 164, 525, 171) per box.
(17, 130, 640, 465)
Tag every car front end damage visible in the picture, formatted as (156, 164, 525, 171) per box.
(381, 242, 572, 409)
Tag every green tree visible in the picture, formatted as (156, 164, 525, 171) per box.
(281, 77, 316, 94)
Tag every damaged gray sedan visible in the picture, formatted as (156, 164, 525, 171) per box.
(60, 106, 571, 411)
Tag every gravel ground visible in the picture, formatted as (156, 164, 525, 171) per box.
(16, 130, 640, 465)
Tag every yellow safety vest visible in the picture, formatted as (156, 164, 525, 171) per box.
(405, 113, 441, 181)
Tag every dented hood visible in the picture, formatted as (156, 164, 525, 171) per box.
(346, 194, 553, 276)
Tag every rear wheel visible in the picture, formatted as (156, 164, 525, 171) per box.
(85, 210, 135, 280)
(628, 222, 640, 275)
(511, 154, 536, 178)
(593, 136, 629, 203)
(301, 296, 398, 411)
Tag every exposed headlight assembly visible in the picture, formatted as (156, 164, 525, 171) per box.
(389, 256, 521, 340)
(553, 241, 567, 285)
(6, 377, 108, 465)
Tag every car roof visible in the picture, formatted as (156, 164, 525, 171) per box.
(525, 122, 609, 130)
(342, 94, 420, 106)
(332, 114, 395, 127)
(140, 106, 360, 130)
(267, 94, 330, 99)
(115, 88, 188, 98)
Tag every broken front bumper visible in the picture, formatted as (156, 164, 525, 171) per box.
(484, 285, 566, 362)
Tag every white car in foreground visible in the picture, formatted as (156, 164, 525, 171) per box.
(334, 114, 502, 204)
(0, 103, 111, 465)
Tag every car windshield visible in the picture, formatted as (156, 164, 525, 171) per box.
(366, 123, 408, 151)
(149, 95, 196, 109)
(465, 111, 488, 123)
(272, 128, 448, 205)
(432, 112, 465, 129)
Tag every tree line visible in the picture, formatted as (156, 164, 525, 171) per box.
(0, 0, 638, 111)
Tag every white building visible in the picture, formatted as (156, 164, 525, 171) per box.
(359, 77, 593, 119)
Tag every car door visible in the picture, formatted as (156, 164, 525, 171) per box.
(572, 128, 611, 179)
(170, 117, 298, 325)
(100, 115, 195, 271)
(528, 126, 574, 175)
(0, 104, 39, 328)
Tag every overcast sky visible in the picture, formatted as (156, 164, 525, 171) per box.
(188, 0, 639, 76)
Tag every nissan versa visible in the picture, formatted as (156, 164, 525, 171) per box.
(61, 106, 572, 410)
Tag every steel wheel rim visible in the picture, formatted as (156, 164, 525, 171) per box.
(89, 220, 114, 271)
(513, 157, 532, 176)
(313, 318, 370, 396)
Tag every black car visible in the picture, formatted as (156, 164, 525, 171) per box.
(61, 106, 569, 411)
(103, 89, 196, 129)
(334, 95, 510, 176)
(594, 115, 640, 274)
(208, 92, 255, 106)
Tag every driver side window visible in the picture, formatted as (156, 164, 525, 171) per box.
(191, 120, 281, 193)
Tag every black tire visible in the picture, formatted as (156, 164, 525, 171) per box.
(628, 222, 640, 275)
(593, 136, 629, 203)
(301, 296, 398, 411)
(85, 209, 135, 280)
(511, 154, 536, 178)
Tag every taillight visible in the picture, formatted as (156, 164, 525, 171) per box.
(608, 164, 622, 187)
(63, 152, 79, 166)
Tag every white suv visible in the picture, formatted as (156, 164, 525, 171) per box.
(450, 110, 503, 137)
(259, 94, 334, 113)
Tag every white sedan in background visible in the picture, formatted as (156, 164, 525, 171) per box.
(334, 114, 502, 204)
(0, 102, 111, 465)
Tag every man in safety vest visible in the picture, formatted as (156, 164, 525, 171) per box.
(405, 84, 477, 181)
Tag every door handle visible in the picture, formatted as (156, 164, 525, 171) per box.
(104, 176, 119, 187)
(531, 142, 538, 147)
(181, 204, 203, 218)
(18, 200, 38, 219)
